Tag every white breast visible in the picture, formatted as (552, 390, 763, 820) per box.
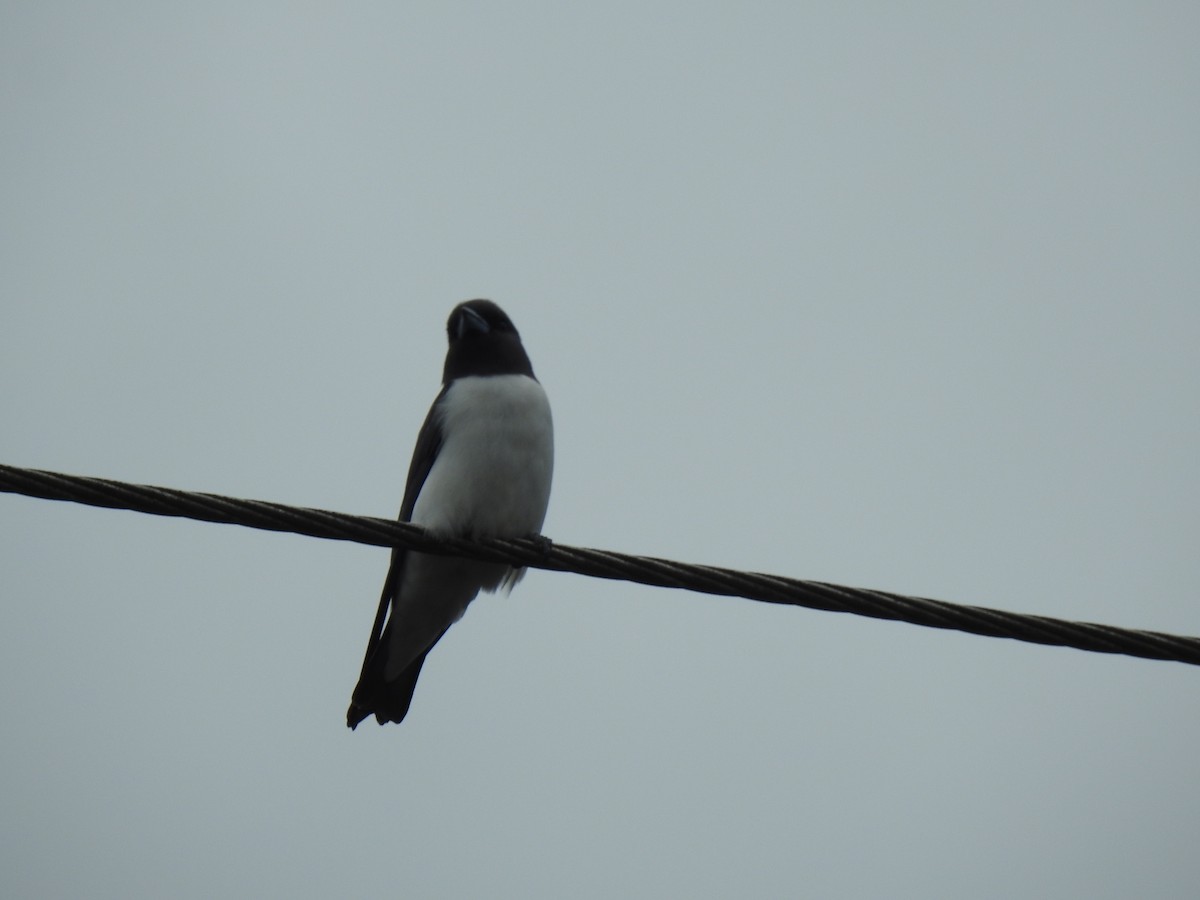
(410, 374, 554, 539)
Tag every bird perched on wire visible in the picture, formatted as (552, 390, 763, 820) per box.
(347, 299, 554, 728)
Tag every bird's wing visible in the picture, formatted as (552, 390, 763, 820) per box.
(347, 387, 447, 727)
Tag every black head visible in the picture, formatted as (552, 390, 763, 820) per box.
(443, 299, 536, 382)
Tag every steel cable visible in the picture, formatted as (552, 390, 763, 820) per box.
(2, 462, 1197, 666)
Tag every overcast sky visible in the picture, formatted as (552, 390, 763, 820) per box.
(2, 4, 1198, 898)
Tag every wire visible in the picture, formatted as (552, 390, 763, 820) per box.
(2, 462, 1198, 667)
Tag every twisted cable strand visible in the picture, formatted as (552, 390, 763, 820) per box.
(2, 463, 1197, 666)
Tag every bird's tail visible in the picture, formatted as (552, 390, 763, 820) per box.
(347, 625, 450, 729)
(346, 650, 427, 729)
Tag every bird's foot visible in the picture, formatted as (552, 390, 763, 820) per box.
(526, 533, 553, 559)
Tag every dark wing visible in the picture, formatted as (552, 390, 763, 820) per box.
(396, 383, 451, 524)
(346, 387, 448, 729)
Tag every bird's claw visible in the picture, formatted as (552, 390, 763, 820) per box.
(527, 533, 553, 558)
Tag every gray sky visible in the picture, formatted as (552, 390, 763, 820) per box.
(2, 4, 1198, 898)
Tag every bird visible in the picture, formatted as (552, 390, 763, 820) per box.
(347, 299, 554, 728)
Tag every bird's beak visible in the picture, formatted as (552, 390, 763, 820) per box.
(456, 307, 490, 338)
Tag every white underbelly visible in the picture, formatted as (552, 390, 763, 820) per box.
(411, 374, 554, 539)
